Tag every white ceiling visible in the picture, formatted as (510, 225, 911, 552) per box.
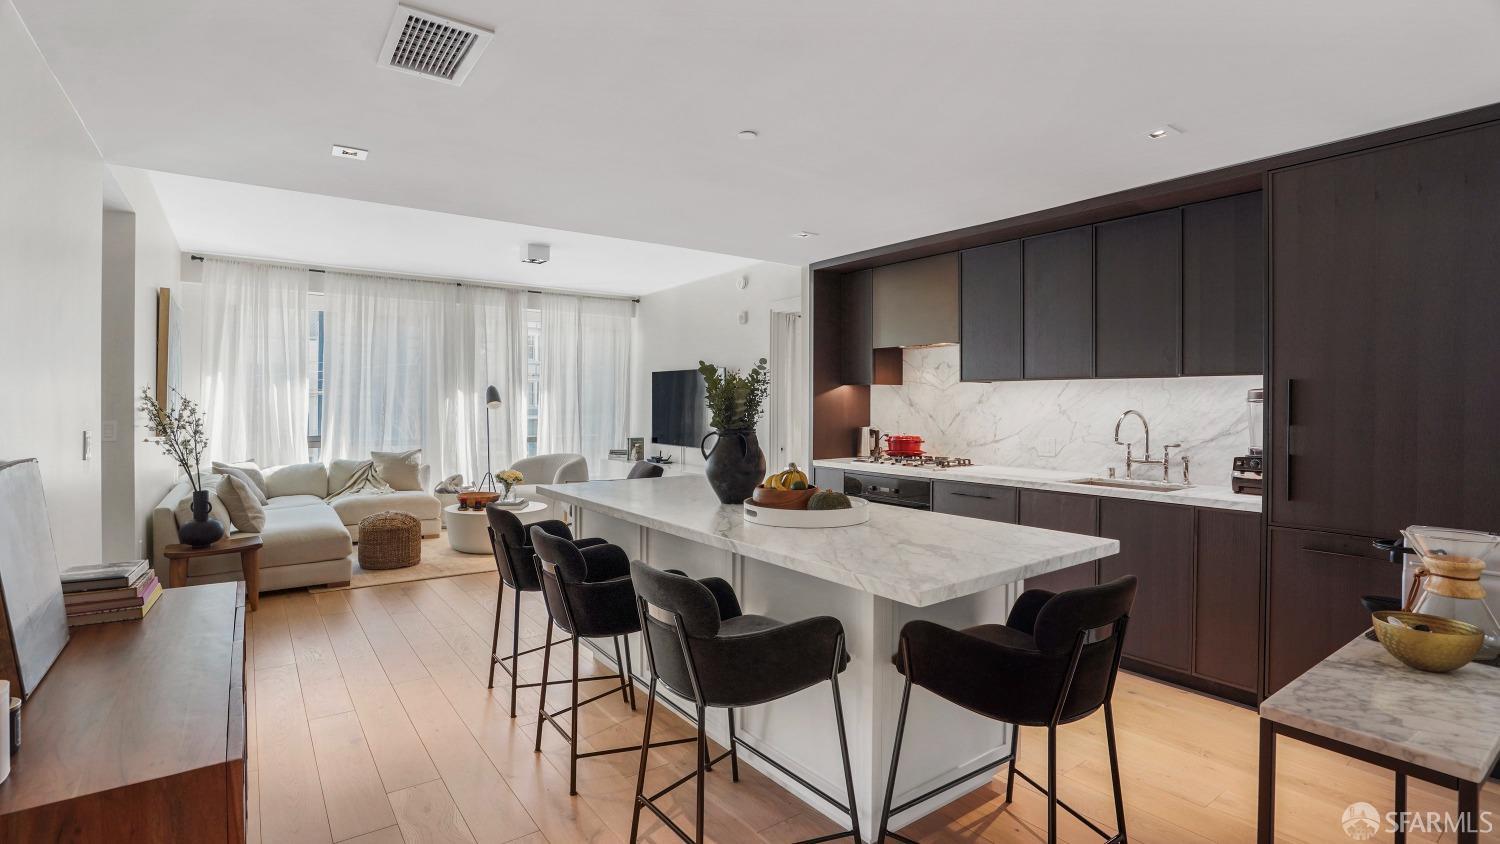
(15, 1, 1500, 267)
(145, 170, 755, 296)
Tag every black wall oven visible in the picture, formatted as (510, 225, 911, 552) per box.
(843, 471, 931, 510)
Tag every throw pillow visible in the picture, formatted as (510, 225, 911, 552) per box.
(216, 475, 267, 533)
(173, 487, 233, 532)
(212, 462, 269, 504)
(371, 449, 422, 491)
(211, 458, 267, 497)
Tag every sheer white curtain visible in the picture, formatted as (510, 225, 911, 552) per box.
(768, 309, 809, 469)
(534, 293, 633, 473)
(534, 293, 581, 456)
(199, 258, 310, 466)
(460, 285, 527, 481)
(321, 272, 460, 464)
(579, 297, 633, 472)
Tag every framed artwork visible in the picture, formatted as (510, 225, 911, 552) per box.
(0, 459, 69, 698)
(155, 287, 183, 403)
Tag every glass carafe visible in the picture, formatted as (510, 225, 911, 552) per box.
(1402, 525, 1500, 660)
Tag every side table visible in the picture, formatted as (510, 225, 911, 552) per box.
(444, 501, 548, 554)
(164, 535, 264, 611)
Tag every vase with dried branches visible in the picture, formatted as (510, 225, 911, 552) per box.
(138, 387, 222, 547)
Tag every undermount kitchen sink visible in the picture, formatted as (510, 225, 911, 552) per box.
(1073, 477, 1194, 492)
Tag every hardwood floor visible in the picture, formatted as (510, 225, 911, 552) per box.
(245, 555, 1499, 843)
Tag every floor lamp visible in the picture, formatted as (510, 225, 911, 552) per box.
(478, 385, 502, 492)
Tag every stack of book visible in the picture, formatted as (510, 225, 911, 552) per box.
(59, 560, 162, 627)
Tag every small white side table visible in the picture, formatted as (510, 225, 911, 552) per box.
(443, 501, 549, 554)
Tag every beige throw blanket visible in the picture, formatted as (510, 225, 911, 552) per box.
(324, 460, 393, 502)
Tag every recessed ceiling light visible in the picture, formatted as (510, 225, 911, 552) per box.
(737, 130, 759, 140)
(793, 231, 819, 239)
(1146, 125, 1181, 140)
(332, 144, 368, 160)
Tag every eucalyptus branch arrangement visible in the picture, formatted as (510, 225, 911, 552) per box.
(137, 387, 209, 493)
(697, 358, 769, 431)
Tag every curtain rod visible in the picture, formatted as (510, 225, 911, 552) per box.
(188, 254, 641, 303)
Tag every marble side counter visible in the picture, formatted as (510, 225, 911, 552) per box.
(814, 457, 1262, 513)
(536, 475, 1117, 607)
(1260, 635, 1500, 782)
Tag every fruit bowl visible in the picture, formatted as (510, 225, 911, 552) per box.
(751, 485, 818, 510)
(1372, 611, 1483, 672)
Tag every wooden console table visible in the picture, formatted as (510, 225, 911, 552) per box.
(0, 582, 247, 841)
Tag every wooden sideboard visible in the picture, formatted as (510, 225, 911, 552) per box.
(0, 582, 246, 841)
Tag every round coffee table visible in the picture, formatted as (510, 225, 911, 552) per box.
(443, 500, 549, 554)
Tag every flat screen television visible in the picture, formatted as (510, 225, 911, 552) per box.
(651, 369, 707, 448)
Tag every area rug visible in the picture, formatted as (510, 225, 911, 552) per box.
(311, 535, 493, 592)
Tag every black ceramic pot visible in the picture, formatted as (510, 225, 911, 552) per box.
(178, 488, 225, 547)
(700, 428, 766, 505)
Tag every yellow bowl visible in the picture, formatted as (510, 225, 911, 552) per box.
(1371, 611, 1483, 673)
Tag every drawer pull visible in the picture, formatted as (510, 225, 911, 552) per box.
(1301, 546, 1380, 562)
(949, 491, 993, 500)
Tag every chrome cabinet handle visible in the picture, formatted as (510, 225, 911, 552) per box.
(1283, 378, 1294, 502)
(1300, 546, 1389, 563)
(949, 491, 993, 500)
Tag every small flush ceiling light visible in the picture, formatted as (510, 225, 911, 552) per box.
(522, 243, 551, 264)
(793, 231, 819, 239)
(331, 144, 368, 160)
(1146, 125, 1181, 140)
(737, 130, 759, 140)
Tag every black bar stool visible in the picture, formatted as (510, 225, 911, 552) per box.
(626, 461, 665, 479)
(530, 528, 696, 795)
(484, 506, 608, 716)
(877, 576, 1138, 844)
(628, 561, 862, 844)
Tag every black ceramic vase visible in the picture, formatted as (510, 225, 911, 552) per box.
(700, 428, 766, 505)
(178, 488, 225, 547)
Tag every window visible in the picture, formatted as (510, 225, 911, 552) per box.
(525, 308, 541, 456)
(307, 295, 326, 460)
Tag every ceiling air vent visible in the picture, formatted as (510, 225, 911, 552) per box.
(379, 4, 493, 85)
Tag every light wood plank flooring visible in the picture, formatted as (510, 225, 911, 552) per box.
(245, 558, 1500, 843)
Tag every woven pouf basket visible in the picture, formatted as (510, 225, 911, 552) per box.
(357, 511, 422, 570)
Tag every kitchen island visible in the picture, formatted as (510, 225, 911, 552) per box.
(536, 475, 1117, 837)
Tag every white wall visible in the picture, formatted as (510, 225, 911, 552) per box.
(630, 261, 801, 470)
(99, 165, 184, 561)
(0, 0, 105, 566)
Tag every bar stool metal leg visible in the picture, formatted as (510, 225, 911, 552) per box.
(612, 635, 634, 709)
(570, 637, 581, 794)
(534, 628, 554, 753)
(694, 705, 708, 844)
(487, 579, 505, 690)
(629, 679, 658, 844)
(829, 659, 861, 844)
(876, 677, 917, 844)
(1005, 723, 1020, 803)
(1105, 701, 1127, 841)
(1047, 725, 1059, 844)
(727, 709, 740, 782)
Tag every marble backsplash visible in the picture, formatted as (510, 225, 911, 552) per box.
(870, 346, 1262, 486)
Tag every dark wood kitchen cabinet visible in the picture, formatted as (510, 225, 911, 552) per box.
(873, 253, 960, 348)
(959, 241, 1023, 382)
(933, 480, 1017, 522)
(1182, 192, 1264, 375)
(1098, 498, 1195, 671)
(1094, 209, 1182, 378)
(1269, 123, 1500, 539)
(1017, 490, 1099, 593)
(1193, 509, 1262, 693)
(1265, 527, 1400, 694)
(1022, 227, 1094, 379)
(838, 269, 900, 386)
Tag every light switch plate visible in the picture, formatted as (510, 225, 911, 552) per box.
(101, 420, 118, 442)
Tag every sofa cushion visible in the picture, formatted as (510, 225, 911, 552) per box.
(264, 494, 327, 510)
(172, 488, 233, 532)
(330, 490, 441, 526)
(372, 449, 423, 491)
(264, 463, 330, 498)
(212, 461, 268, 499)
(328, 459, 367, 495)
(259, 505, 353, 568)
(217, 475, 268, 532)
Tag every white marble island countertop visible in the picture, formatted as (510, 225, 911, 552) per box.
(537, 475, 1118, 607)
(1261, 635, 1500, 782)
(814, 458, 1262, 513)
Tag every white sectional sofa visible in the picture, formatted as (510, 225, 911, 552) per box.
(152, 460, 442, 591)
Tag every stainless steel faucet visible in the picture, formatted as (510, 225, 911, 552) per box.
(1113, 409, 1183, 480)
